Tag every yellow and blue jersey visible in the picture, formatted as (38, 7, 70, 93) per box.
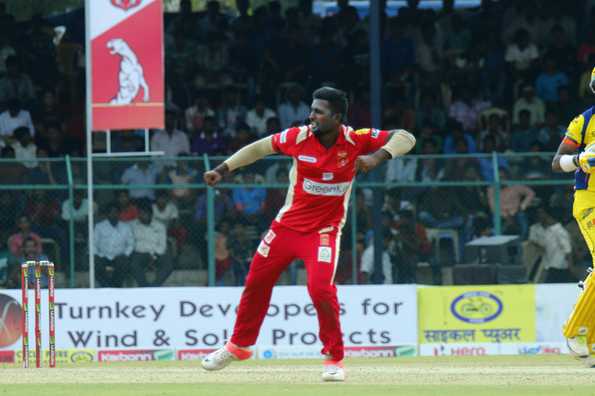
(564, 107, 595, 191)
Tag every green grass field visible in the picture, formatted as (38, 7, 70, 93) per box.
(1, 355, 595, 396)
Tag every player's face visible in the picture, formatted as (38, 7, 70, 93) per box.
(309, 99, 340, 135)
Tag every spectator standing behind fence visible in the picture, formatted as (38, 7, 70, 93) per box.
(150, 110, 190, 170)
(7, 237, 49, 288)
(0, 56, 35, 105)
(487, 168, 535, 239)
(191, 116, 226, 155)
(185, 95, 215, 132)
(528, 205, 573, 283)
(0, 99, 35, 145)
(8, 215, 42, 258)
(10, 127, 37, 169)
(130, 203, 173, 287)
(117, 190, 138, 223)
(94, 203, 134, 287)
(245, 97, 276, 137)
(121, 160, 159, 201)
(278, 85, 310, 129)
(513, 85, 545, 127)
(360, 231, 393, 284)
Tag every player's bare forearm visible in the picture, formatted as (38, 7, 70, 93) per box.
(552, 142, 578, 172)
(356, 130, 416, 173)
(355, 149, 391, 173)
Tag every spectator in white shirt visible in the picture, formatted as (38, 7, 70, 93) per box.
(360, 232, 394, 284)
(121, 160, 159, 201)
(151, 110, 190, 169)
(152, 190, 179, 227)
(277, 85, 310, 129)
(0, 56, 35, 105)
(505, 28, 539, 75)
(62, 190, 96, 223)
(184, 95, 215, 132)
(130, 202, 173, 287)
(528, 206, 573, 283)
(512, 85, 545, 126)
(10, 127, 37, 168)
(0, 100, 35, 145)
(245, 97, 276, 136)
(94, 203, 134, 287)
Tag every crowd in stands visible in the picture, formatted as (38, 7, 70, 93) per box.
(0, 0, 594, 287)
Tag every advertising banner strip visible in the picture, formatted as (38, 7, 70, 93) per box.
(418, 285, 536, 344)
(0, 285, 417, 350)
(90, 0, 164, 130)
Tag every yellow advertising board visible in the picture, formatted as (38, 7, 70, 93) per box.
(15, 349, 96, 365)
(418, 285, 536, 343)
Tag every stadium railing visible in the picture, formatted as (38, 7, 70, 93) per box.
(0, 153, 572, 288)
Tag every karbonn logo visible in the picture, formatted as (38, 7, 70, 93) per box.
(450, 291, 503, 324)
(0, 294, 22, 348)
(303, 179, 350, 196)
(100, 351, 154, 362)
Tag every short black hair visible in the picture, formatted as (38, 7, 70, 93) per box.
(312, 86, 348, 121)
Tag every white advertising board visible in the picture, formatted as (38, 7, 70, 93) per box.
(0, 285, 417, 352)
(535, 284, 580, 342)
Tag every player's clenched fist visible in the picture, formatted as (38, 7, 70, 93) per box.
(355, 155, 380, 173)
(203, 170, 222, 186)
(578, 152, 595, 174)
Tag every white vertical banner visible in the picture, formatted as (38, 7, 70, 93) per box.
(535, 284, 580, 342)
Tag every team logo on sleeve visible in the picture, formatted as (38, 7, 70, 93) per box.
(280, 130, 288, 144)
(371, 129, 380, 138)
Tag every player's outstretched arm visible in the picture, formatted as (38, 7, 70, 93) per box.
(356, 129, 416, 173)
(203, 136, 276, 186)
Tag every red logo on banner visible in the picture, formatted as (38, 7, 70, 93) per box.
(0, 294, 22, 348)
(111, 0, 142, 11)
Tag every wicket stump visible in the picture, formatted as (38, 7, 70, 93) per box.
(21, 260, 56, 368)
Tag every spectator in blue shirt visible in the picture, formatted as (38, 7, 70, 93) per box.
(443, 119, 477, 154)
(232, 172, 266, 225)
(535, 59, 569, 103)
(191, 116, 226, 155)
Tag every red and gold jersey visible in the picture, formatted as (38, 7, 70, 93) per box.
(270, 125, 389, 233)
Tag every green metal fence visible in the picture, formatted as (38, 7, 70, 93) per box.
(0, 153, 575, 288)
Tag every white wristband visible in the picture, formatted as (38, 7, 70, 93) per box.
(560, 154, 578, 172)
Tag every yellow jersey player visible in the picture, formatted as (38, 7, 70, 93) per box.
(552, 66, 595, 365)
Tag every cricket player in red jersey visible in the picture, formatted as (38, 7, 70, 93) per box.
(201, 87, 416, 381)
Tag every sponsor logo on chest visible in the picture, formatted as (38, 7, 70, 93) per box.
(298, 155, 317, 163)
(322, 172, 334, 181)
(302, 178, 350, 196)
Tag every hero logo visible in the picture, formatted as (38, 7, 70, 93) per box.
(111, 0, 142, 11)
(303, 178, 350, 196)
